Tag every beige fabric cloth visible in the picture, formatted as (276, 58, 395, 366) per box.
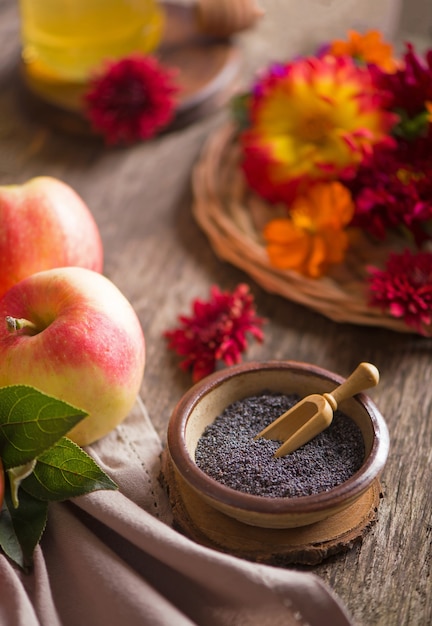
(0, 397, 355, 626)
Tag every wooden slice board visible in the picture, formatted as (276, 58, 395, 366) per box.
(160, 449, 383, 566)
(18, 2, 242, 137)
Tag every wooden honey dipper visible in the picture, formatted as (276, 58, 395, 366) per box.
(255, 362, 380, 457)
(195, 0, 264, 37)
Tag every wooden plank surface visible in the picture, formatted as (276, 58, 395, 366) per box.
(1, 1, 431, 625)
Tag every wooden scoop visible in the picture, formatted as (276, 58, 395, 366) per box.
(255, 362, 380, 457)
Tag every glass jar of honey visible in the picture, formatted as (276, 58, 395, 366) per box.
(19, 0, 164, 85)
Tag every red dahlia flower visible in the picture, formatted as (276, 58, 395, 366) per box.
(84, 55, 179, 145)
(373, 43, 432, 140)
(367, 249, 432, 335)
(346, 143, 432, 245)
(164, 284, 265, 382)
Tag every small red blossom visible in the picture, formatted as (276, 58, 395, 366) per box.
(84, 55, 179, 145)
(164, 284, 265, 382)
(367, 249, 432, 335)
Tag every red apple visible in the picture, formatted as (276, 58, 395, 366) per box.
(0, 267, 145, 446)
(0, 176, 103, 300)
(0, 458, 4, 510)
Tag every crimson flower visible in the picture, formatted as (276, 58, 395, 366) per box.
(346, 143, 432, 245)
(164, 284, 265, 382)
(84, 55, 179, 145)
(367, 249, 432, 335)
(373, 43, 432, 140)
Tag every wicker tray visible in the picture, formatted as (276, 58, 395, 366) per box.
(192, 123, 421, 335)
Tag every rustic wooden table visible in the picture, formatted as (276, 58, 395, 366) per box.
(1, 1, 431, 625)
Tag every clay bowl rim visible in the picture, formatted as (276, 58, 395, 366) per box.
(167, 360, 390, 517)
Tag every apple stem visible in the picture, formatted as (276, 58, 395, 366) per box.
(5, 316, 38, 335)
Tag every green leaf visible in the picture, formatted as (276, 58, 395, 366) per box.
(0, 385, 87, 469)
(0, 485, 48, 570)
(393, 108, 430, 141)
(22, 437, 118, 501)
(0, 501, 24, 568)
(231, 92, 251, 130)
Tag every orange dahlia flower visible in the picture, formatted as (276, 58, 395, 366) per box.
(329, 29, 398, 72)
(263, 181, 354, 277)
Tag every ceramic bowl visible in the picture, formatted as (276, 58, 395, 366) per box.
(166, 360, 390, 529)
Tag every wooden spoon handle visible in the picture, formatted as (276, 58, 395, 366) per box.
(196, 0, 264, 37)
(323, 362, 379, 410)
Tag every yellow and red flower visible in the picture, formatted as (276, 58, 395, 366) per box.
(240, 54, 397, 205)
